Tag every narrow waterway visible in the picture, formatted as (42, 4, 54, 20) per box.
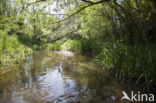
(0, 50, 143, 103)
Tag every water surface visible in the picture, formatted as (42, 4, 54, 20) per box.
(0, 51, 142, 103)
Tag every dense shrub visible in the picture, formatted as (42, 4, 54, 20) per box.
(80, 39, 102, 57)
(0, 31, 32, 67)
(47, 41, 62, 51)
(61, 39, 81, 51)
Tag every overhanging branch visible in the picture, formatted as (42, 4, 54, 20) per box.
(27, 0, 46, 6)
(49, 28, 80, 43)
(81, 0, 110, 4)
(25, 0, 111, 24)
(51, 0, 111, 24)
(51, 5, 91, 24)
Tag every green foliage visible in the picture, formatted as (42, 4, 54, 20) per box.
(61, 40, 81, 51)
(0, 0, 155, 90)
(47, 41, 62, 51)
(60, 39, 102, 56)
(73, 0, 156, 90)
(80, 39, 102, 57)
(0, 32, 32, 67)
(94, 41, 156, 88)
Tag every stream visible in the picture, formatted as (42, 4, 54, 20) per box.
(0, 50, 143, 103)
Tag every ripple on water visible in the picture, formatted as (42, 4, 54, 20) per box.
(0, 51, 142, 103)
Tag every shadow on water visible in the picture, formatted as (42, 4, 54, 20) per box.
(0, 50, 146, 103)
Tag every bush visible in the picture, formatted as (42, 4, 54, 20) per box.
(61, 40, 81, 51)
(80, 39, 102, 57)
(0, 33, 32, 67)
(47, 41, 62, 51)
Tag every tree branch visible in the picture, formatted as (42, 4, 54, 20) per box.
(26, 0, 47, 8)
(81, 0, 110, 4)
(41, 13, 65, 15)
(51, 0, 110, 24)
(51, 5, 91, 24)
(49, 28, 80, 43)
(25, 0, 110, 24)
(81, 0, 94, 4)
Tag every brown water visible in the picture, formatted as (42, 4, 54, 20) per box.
(0, 51, 144, 103)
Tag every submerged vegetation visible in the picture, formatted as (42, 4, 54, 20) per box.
(0, 0, 156, 91)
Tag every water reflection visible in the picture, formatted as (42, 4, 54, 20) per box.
(0, 50, 140, 103)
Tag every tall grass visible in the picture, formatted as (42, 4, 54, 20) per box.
(94, 41, 156, 89)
